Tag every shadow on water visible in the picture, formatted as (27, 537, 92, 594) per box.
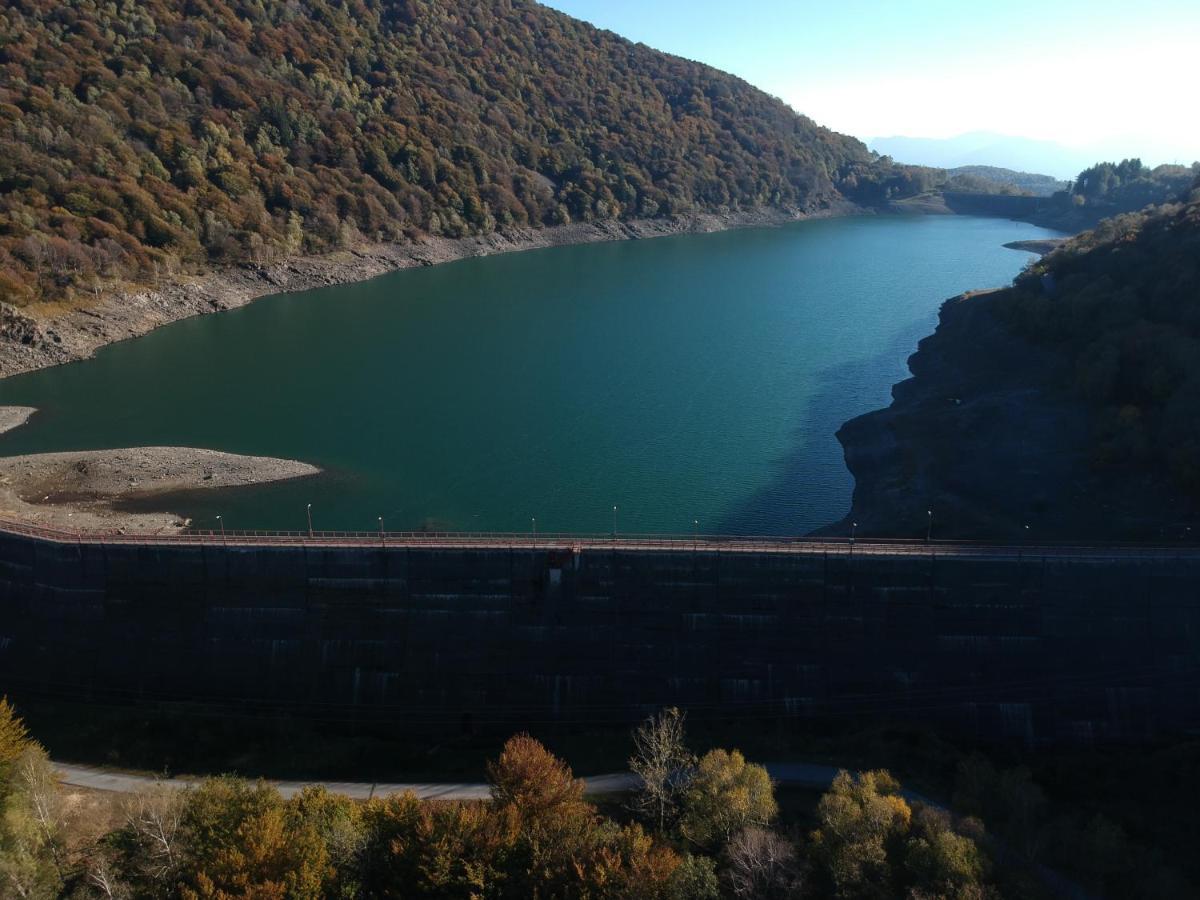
(718, 317, 936, 536)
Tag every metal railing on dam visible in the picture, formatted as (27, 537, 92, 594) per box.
(0, 515, 1196, 561)
(1, 515, 1198, 744)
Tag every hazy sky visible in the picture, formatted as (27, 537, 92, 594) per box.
(544, 0, 1200, 164)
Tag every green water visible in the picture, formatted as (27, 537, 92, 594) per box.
(0, 215, 1060, 535)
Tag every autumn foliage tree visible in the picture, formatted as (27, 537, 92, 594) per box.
(678, 749, 778, 852)
(171, 777, 334, 899)
(0, 697, 64, 898)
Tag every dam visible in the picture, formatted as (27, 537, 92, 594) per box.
(0, 522, 1197, 745)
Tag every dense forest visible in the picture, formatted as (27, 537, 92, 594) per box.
(1032, 159, 1199, 229)
(996, 179, 1200, 496)
(0, 0, 932, 309)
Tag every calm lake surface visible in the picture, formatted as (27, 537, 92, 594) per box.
(0, 215, 1061, 535)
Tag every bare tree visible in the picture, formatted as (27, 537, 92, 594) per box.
(121, 783, 183, 885)
(724, 827, 805, 899)
(85, 854, 124, 899)
(17, 751, 66, 875)
(628, 706, 695, 834)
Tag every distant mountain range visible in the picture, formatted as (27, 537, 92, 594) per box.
(869, 132, 1112, 181)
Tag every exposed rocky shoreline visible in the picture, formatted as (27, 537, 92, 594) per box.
(0, 203, 860, 379)
(1003, 238, 1067, 255)
(0, 406, 35, 435)
(0, 410, 319, 533)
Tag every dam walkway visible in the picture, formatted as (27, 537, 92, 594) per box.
(0, 515, 1196, 561)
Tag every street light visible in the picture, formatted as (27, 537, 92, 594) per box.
(216, 515, 225, 545)
(926, 509, 933, 543)
(693, 518, 699, 550)
(306, 503, 313, 538)
(531, 517, 537, 544)
(850, 521, 857, 543)
(612, 505, 618, 539)
(379, 516, 385, 547)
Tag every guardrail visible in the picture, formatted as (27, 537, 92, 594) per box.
(1, 515, 1198, 559)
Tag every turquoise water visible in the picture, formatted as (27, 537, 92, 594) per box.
(0, 215, 1060, 535)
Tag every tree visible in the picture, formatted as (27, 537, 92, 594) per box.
(112, 782, 185, 891)
(724, 827, 805, 899)
(904, 807, 990, 900)
(173, 777, 331, 900)
(678, 749, 778, 851)
(0, 701, 65, 896)
(0, 746, 65, 898)
(629, 706, 695, 834)
(0, 697, 31, 787)
(952, 756, 1046, 860)
(487, 733, 588, 827)
(809, 770, 911, 900)
(668, 853, 722, 900)
(360, 792, 517, 898)
(486, 734, 601, 895)
(286, 787, 364, 899)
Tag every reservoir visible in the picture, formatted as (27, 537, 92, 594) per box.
(0, 215, 1061, 535)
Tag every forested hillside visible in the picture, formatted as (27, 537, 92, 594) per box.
(1032, 159, 1199, 230)
(999, 182, 1200, 496)
(944, 165, 1067, 196)
(0, 0, 920, 308)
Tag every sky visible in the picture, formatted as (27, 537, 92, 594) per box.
(544, 0, 1200, 167)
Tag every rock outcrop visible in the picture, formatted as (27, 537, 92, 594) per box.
(829, 290, 1185, 541)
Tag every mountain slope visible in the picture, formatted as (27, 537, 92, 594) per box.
(833, 183, 1200, 540)
(944, 166, 1067, 197)
(0, 0, 915, 309)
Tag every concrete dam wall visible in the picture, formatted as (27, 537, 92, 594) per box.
(1, 529, 1198, 744)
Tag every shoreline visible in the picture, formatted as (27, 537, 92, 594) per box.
(0, 202, 863, 380)
(0, 406, 35, 435)
(1003, 237, 1067, 255)
(0, 427, 320, 533)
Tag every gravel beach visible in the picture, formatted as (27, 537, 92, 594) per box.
(0, 438, 319, 533)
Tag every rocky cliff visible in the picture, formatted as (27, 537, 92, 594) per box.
(832, 192, 1200, 541)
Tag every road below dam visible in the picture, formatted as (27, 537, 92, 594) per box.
(1, 525, 1198, 745)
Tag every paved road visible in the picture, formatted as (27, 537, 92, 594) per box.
(53, 761, 638, 801)
(54, 761, 846, 801)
